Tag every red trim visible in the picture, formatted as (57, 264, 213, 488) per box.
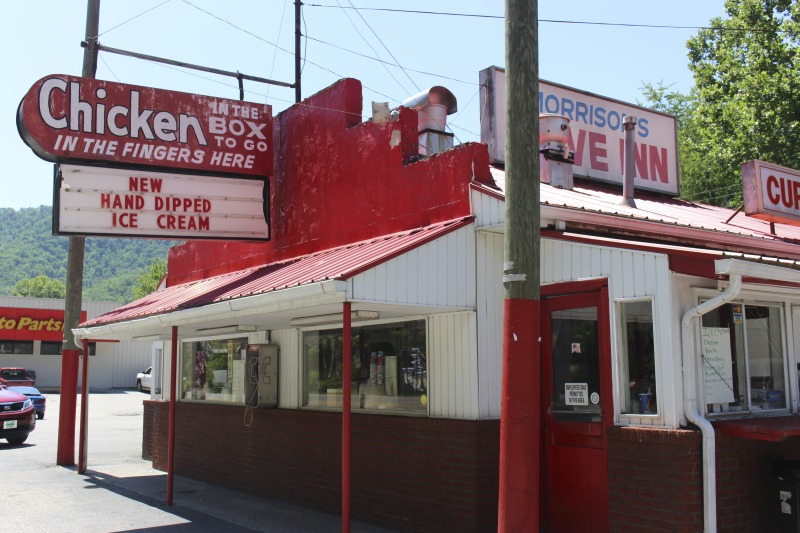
(56, 348, 79, 466)
(78, 338, 89, 474)
(167, 326, 178, 506)
(541, 278, 608, 297)
(342, 302, 352, 532)
(714, 416, 800, 442)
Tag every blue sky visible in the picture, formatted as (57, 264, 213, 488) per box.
(2, 0, 725, 209)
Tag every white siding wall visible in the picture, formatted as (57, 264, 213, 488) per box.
(476, 231, 504, 418)
(269, 328, 301, 408)
(350, 225, 476, 308)
(476, 235, 678, 426)
(428, 311, 479, 419)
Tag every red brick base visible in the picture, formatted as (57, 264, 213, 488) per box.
(144, 401, 500, 532)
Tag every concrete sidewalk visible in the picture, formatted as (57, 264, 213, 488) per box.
(2, 391, 394, 532)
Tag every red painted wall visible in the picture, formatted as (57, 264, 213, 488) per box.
(167, 78, 493, 286)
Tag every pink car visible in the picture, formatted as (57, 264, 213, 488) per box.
(0, 387, 36, 445)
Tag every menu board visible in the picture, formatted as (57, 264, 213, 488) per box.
(702, 327, 735, 404)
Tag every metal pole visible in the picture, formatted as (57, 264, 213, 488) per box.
(341, 302, 352, 532)
(57, 0, 98, 467)
(295, 0, 302, 103)
(167, 325, 178, 506)
(78, 338, 90, 474)
(621, 115, 638, 208)
(499, 0, 540, 531)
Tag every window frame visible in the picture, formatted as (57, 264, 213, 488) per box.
(299, 315, 429, 416)
(615, 297, 659, 419)
(178, 333, 252, 405)
(694, 287, 795, 418)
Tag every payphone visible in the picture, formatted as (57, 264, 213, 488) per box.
(244, 343, 279, 408)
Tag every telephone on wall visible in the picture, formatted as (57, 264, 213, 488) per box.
(244, 344, 279, 408)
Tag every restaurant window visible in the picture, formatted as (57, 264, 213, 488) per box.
(701, 303, 787, 414)
(180, 337, 249, 403)
(303, 319, 427, 414)
(618, 299, 657, 415)
(0, 340, 34, 354)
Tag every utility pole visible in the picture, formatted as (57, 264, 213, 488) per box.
(295, 0, 302, 103)
(57, 0, 99, 466)
(498, 0, 540, 531)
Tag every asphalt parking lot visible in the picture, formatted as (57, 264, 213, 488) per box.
(1, 390, 393, 532)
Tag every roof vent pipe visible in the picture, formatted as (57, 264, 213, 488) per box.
(621, 115, 637, 207)
(539, 114, 575, 189)
(401, 86, 457, 156)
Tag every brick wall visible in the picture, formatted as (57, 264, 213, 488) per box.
(608, 426, 704, 532)
(144, 401, 500, 532)
(609, 426, 800, 533)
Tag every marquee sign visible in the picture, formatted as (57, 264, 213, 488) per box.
(479, 66, 680, 195)
(0, 307, 86, 342)
(18, 74, 272, 177)
(742, 160, 800, 226)
(55, 164, 270, 241)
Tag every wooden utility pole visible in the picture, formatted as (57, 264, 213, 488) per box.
(295, 0, 302, 103)
(57, 0, 99, 466)
(498, 0, 540, 531)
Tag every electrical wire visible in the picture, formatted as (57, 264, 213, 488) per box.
(302, 35, 475, 85)
(304, 4, 786, 34)
(265, 0, 291, 102)
(97, 0, 174, 38)
(345, 0, 420, 93)
(99, 54, 122, 83)
(332, 0, 412, 96)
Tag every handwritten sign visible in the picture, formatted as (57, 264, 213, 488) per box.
(702, 327, 735, 404)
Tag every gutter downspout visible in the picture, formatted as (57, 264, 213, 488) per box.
(681, 271, 742, 533)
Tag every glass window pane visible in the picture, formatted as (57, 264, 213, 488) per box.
(41, 341, 62, 355)
(180, 337, 247, 403)
(550, 306, 601, 418)
(303, 320, 427, 413)
(701, 303, 786, 414)
(620, 301, 657, 415)
(12, 341, 33, 354)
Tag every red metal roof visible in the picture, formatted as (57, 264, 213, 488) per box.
(484, 168, 800, 259)
(82, 217, 474, 327)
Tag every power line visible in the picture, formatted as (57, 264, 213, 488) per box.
(304, 4, 781, 33)
(332, 0, 412, 96)
(98, 0, 174, 38)
(345, 0, 420, 93)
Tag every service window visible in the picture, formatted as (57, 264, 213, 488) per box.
(303, 319, 427, 414)
(701, 303, 787, 414)
(180, 337, 249, 403)
(618, 299, 657, 415)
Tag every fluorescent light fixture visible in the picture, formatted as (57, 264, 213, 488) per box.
(195, 325, 257, 335)
(132, 334, 172, 341)
(291, 311, 380, 327)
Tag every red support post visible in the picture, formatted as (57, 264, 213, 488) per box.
(57, 348, 79, 466)
(167, 325, 178, 506)
(342, 302, 352, 532)
(78, 338, 90, 474)
(499, 298, 541, 531)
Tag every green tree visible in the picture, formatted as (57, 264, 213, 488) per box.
(684, 0, 800, 206)
(133, 258, 167, 300)
(12, 275, 66, 298)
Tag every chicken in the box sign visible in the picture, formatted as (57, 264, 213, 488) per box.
(17, 74, 273, 177)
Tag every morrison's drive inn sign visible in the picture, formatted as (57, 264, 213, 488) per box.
(17, 74, 272, 240)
